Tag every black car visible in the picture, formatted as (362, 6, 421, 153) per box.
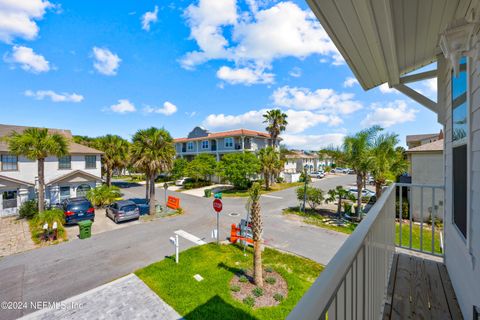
(62, 197, 95, 224)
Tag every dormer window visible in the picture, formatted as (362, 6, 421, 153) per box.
(224, 137, 233, 148)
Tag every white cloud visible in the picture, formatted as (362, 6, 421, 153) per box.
(216, 65, 274, 85)
(272, 85, 363, 114)
(143, 101, 178, 116)
(0, 0, 53, 43)
(92, 47, 121, 76)
(424, 78, 437, 93)
(343, 77, 358, 88)
(281, 133, 345, 150)
(181, 1, 341, 74)
(289, 67, 302, 78)
(185, 111, 197, 117)
(24, 90, 83, 102)
(4, 45, 50, 73)
(378, 83, 398, 94)
(109, 99, 136, 113)
(361, 100, 418, 128)
(202, 108, 341, 134)
(141, 6, 159, 31)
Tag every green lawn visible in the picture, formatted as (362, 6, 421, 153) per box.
(283, 209, 442, 254)
(221, 182, 304, 198)
(135, 243, 323, 320)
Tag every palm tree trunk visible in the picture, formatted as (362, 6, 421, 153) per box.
(337, 196, 342, 218)
(375, 181, 383, 198)
(254, 239, 263, 287)
(145, 177, 150, 200)
(38, 158, 45, 213)
(356, 174, 363, 217)
(106, 167, 112, 187)
(264, 173, 269, 190)
(149, 174, 156, 215)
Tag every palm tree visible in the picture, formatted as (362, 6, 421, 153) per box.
(7, 128, 69, 213)
(326, 186, 356, 219)
(249, 182, 263, 287)
(343, 126, 381, 216)
(94, 135, 130, 186)
(263, 109, 288, 147)
(370, 135, 408, 197)
(258, 147, 281, 190)
(130, 128, 175, 215)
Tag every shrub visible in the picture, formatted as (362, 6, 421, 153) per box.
(296, 186, 324, 210)
(265, 266, 273, 273)
(87, 185, 121, 207)
(217, 152, 261, 190)
(252, 287, 263, 297)
(175, 208, 184, 215)
(30, 208, 66, 243)
(19, 200, 38, 220)
(230, 285, 240, 292)
(239, 275, 248, 283)
(276, 176, 285, 183)
(183, 181, 211, 190)
(273, 293, 284, 302)
(298, 171, 311, 183)
(243, 296, 255, 307)
(395, 200, 410, 220)
(343, 202, 352, 215)
(204, 189, 212, 198)
(265, 277, 276, 285)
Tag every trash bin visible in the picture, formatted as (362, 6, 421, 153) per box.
(78, 220, 92, 239)
(214, 192, 222, 199)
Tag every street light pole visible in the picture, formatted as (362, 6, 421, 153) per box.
(302, 166, 308, 213)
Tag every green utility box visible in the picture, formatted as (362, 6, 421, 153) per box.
(214, 192, 222, 199)
(78, 220, 92, 239)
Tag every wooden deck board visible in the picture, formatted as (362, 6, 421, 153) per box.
(384, 253, 463, 320)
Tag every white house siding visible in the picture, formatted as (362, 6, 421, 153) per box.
(440, 51, 480, 319)
(409, 152, 444, 221)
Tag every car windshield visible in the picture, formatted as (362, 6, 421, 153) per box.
(67, 202, 91, 211)
(121, 205, 137, 212)
(130, 199, 148, 205)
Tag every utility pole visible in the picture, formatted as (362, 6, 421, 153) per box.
(302, 166, 308, 213)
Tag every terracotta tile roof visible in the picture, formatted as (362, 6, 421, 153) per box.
(0, 124, 103, 155)
(406, 139, 444, 153)
(285, 151, 319, 159)
(174, 128, 274, 142)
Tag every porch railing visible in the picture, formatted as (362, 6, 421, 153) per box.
(288, 182, 445, 320)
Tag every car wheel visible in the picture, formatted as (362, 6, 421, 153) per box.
(114, 216, 118, 224)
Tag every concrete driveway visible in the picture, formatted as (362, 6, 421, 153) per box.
(0, 174, 354, 319)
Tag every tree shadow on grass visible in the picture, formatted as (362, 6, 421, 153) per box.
(183, 295, 258, 320)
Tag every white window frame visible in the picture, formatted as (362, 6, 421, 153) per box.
(1, 154, 18, 171)
(224, 137, 234, 148)
(201, 140, 209, 150)
(187, 142, 194, 151)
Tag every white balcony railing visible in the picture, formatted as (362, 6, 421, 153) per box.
(288, 182, 445, 320)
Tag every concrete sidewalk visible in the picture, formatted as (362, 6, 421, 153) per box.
(21, 274, 181, 320)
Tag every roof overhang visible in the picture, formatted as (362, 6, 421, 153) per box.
(0, 175, 34, 188)
(306, 0, 478, 90)
(47, 170, 101, 186)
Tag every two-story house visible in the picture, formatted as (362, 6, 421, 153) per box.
(174, 127, 277, 161)
(0, 124, 103, 217)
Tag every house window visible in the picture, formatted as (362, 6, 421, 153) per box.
(58, 156, 71, 170)
(76, 184, 91, 197)
(60, 186, 70, 201)
(201, 140, 209, 149)
(451, 56, 468, 238)
(85, 155, 96, 169)
(187, 142, 194, 151)
(224, 137, 233, 148)
(1, 155, 18, 171)
(2, 190, 17, 209)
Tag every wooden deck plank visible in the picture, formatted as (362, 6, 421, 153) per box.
(382, 254, 399, 320)
(410, 254, 432, 319)
(424, 259, 451, 319)
(438, 263, 464, 320)
(390, 254, 415, 320)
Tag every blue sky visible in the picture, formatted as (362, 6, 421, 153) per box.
(0, 0, 441, 149)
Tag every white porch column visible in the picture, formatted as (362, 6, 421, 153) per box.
(241, 136, 245, 152)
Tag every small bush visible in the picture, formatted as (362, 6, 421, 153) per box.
(230, 285, 240, 292)
(296, 186, 324, 210)
(265, 277, 276, 285)
(265, 266, 273, 273)
(30, 208, 66, 243)
(175, 208, 184, 215)
(395, 200, 410, 220)
(239, 275, 248, 283)
(273, 293, 284, 302)
(252, 287, 263, 297)
(204, 189, 212, 198)
(183, 181, 212, 190)
(243, 296, 255, 307)
(87, 185, 121, 207)
(19, 200, 38, 220)
(276, 176, 285, 183)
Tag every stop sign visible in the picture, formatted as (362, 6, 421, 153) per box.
(213, 199, 223, 213)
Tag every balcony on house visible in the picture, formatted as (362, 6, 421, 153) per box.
(288, 183, 462, 320)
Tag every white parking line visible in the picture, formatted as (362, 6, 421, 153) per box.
(261, 194, 283, 199)
(174, 229, 207, 245)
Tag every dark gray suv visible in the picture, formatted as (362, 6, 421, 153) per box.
(106, 200, 140, 223)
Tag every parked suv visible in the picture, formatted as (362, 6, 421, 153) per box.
(62, 197, 95, 225)
(106, 200, 140, 223)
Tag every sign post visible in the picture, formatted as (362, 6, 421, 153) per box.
(169, 234, 179, 264)
(163, 183, 169, 210)
(213, 198, 223, 245)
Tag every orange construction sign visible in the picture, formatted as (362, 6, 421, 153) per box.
(167, 196, 180, 210)
(230, 224, 253, 244)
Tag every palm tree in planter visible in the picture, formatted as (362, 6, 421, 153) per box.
(326, 186, 356, 219)
(8, 128, 69, 213)
(95, 135, 130, 187)
(263, 109, 288, 147)
(249, 182, 263, 287)
(258, 146, 282, 190)
(130, 128, 175, 215)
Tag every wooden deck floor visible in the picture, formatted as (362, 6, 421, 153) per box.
(383, 253, 463, 320)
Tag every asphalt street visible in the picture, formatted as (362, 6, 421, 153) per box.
(0, 174, 354, 319)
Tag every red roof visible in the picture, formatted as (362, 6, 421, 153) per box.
(174, 129, 273, 143)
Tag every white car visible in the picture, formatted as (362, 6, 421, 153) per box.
(308, 171, 325, 179)
(348, 188, 375, 199)
(175, 177, 192, 186)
